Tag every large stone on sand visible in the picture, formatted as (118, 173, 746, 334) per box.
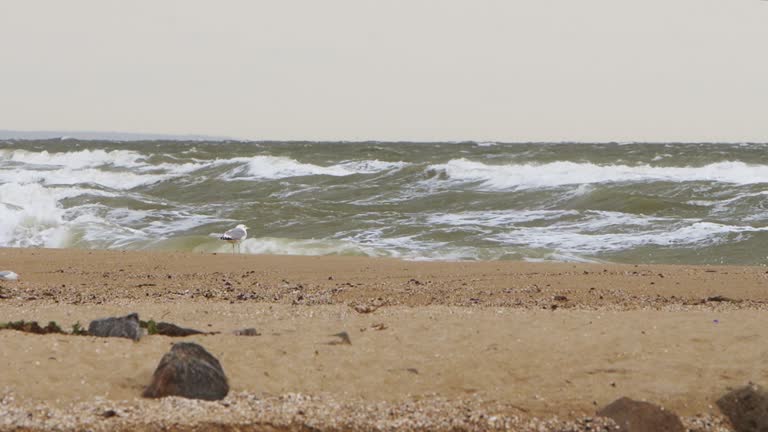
(597, 397, 684, 432)
(88, 313, 141, 341)
(717, 384, 768, 432)
(143, 342, 229, 401)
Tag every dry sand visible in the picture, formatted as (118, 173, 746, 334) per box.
(1, 248, 766, 431)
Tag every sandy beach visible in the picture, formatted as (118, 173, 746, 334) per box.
(1, 248, 766, 431)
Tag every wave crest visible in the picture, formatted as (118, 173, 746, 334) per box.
(428, 159, 768, 190)
(0, 149, 145, 169)
(228, 156, 407, 180)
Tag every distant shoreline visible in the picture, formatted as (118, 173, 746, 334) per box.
(2, 130, 767, 145)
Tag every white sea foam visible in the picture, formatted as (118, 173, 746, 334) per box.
(0, 178, 220, 249)
(335, 160, 409, 174)
(203, 237, 373, 256)
(428, 159, 768, 190)
(524, 253, 605, 264)
(491, 220, 768, 253)
(0, 149, 145, 169)
(688, 191, 768, 207)
(227, 156, 407, 180)
(427, 210, 579, 227)
(0, 168, 169, 189)
(0, 183, 115, 248)
(335, 229, 469, 260)
(0, 148, 231, 179)
(0, 148, 185, 189)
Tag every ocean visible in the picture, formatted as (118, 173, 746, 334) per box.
(1, 139, 767, 265)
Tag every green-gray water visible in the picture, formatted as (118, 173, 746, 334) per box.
(2, 140, 768, 264)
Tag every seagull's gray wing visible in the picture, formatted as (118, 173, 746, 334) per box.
(220, 227, 247, 241)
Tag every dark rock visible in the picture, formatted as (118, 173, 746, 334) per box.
(155, 322, 205, 337)
(88, 313, 141, 341)
(717, 384, 768, 432)
(706, 295, 740, 303)
(0, 321, 65, 335)
(597, 397, 684, 432)
(142, 342, 229, 401)
(233, 328, 260, 336)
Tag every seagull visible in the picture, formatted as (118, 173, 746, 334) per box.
(0, 271, 18, 281)
(215, 224, 248, 254)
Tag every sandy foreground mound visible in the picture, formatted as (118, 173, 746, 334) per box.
(2, 248, 767, 431)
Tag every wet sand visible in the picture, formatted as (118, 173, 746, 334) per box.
(1, 248, 766, 431)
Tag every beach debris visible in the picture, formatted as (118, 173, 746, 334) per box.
(0, 320, 65, 335)
(155, 322, 205, 337)
(143, 342, 229, 401)
(140, 319, 159, 335)
(705, 295, 740, 303)
(0, 271, 18, 281)
(327, 331, 352, 345)
(360, 322, 389, 332)
(350, 297, 387, 314)
(140, 319, 209, 337)
(717, 383, 768, 432)
(71, 321, 89, 335)
(233, 327, 261, 336)
(597, 397, 684, 432)
(553, 295, 568, 302)
(387, 367, 420, 375)
(101, 409, 119, 418)
(88, 313, 142, 341)
(352, 303, 381, 314)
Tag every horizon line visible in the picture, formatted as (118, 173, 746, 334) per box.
(1, 129, 767, 145)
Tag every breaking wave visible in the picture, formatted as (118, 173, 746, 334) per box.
(226, 156, 408, 180)
(0, 148, 145, 169)
(428, 159, 768, 190)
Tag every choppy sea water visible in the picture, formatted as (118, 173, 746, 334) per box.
(1, 140, 768, 265)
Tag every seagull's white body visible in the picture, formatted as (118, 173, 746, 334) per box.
(0, 271, 18, 281)
(217, 224, 248, 254)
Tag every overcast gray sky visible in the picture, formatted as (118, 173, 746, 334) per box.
(1, 0, 766, 142)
